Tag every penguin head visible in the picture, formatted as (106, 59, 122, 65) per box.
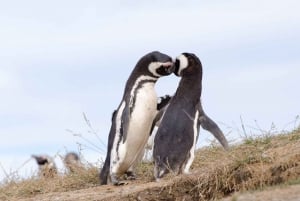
(32, 154, 56, 170)
(138, 51, 174, 78)
(174, 53, 202, 77)
(64, 152, 80, 166)
(64, 152, 82, 173)
(32, 155, 51, 166)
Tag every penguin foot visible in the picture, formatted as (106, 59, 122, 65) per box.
(183, 170, 191, 175)
(155, 177, 161, 182)
(125, 171, 136, 180)
(111, 173, 121, 186)
(154, 166, 167, 181)
(110, 173, 129, 186)
(114, 181, 128, 186)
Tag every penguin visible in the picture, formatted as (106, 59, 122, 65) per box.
(64, 152, 83, 174)
(100, 51, 174, 185)
(32, 154, 57, 178)
(153, 52, 206, 180)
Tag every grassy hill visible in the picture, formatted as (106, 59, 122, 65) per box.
(1, 127, 300, 201)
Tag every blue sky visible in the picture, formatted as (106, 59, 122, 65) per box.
(1, 0, 300, 182)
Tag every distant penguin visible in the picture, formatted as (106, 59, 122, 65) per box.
(153, 52, 205, 180)
(64, 152, 82, 173)
(32, 154, 57, 178)
(100, 51, 174, 185)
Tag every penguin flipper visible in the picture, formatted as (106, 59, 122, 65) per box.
(199, 113, 229, 150)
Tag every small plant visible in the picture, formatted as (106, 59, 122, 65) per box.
(66, 112, 107, 156)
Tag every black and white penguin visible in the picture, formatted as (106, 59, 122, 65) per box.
(32, 154, 57, 178)
(100, 51, 174, 185)
(153, 52, 205, 180)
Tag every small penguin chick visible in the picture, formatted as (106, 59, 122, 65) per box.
(32, 154, 57, 178)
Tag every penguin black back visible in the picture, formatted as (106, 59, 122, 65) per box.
(153, 53, 203, 180)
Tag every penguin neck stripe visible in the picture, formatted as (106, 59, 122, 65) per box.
(129, 75, 157, 109)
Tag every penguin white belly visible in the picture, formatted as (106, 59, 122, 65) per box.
(118, 83, 157, 172)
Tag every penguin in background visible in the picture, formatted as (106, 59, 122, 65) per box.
(100, 51, 174, 185)
(64, 152, 83, 174)
(142, 95, 172, 162)
(153, 52, 216, 180)
(144, 95, 172, 152)
(32, 154, 57, 178)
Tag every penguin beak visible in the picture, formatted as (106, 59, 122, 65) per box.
(161, 61, 175, 74)
(174, 58, 180, 76)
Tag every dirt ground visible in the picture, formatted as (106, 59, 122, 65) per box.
(14, 177, 181, 201)
(14, 179, 300, 201)
(11, 174, 300, 201)
(222, 184, 300, 201)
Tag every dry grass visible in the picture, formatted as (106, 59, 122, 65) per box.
(0, 164, 99, 201)
(122, 127, 300, 200)
(1, 127, 300, 201)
